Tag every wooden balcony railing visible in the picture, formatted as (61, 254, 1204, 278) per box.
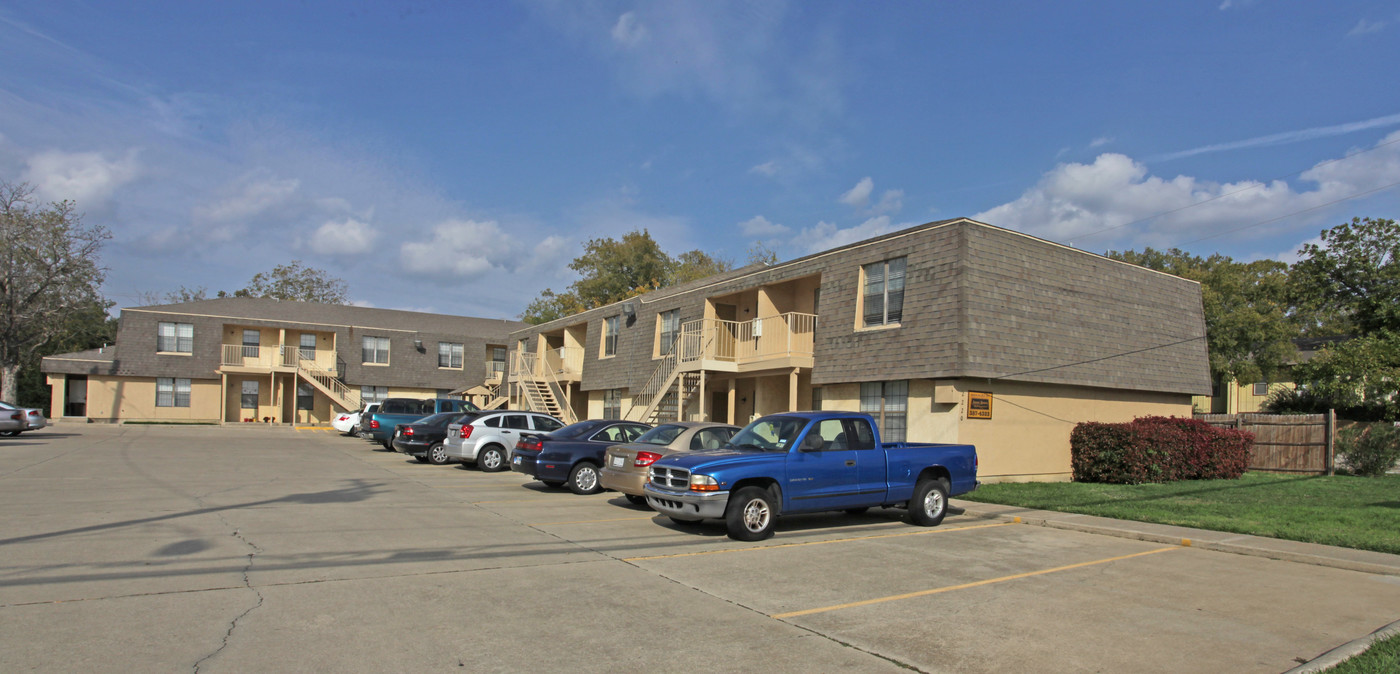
(678, 312, 817, 365)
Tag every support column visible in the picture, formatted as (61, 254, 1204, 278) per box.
(789, 368, 799, 412)
(698, 370, 707, 421)
(220, 373, 227, 425)
(727, 379, 737, 425)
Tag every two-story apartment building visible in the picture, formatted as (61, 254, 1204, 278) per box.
(507, 218, 1212, 482)
(41, 297, 521, 425)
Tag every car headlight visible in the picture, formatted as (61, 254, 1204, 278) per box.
(689, 474, 719, 492)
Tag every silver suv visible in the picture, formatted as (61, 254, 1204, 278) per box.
(444, 411, 565, 472)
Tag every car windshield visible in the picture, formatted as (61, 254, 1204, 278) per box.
(727, 416, 807, 452)
(552, 420, 608, 439)
(635, 424, 685, 446)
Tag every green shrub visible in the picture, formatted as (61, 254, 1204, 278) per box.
(1339, 424, 1400, 477)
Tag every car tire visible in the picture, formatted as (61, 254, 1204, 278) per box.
(541, 480, 566, 489)
(725, 486, 777, 541)
(0, 431, 17, 437)
(567, 462, 603, 495)
(413, 455, 430, 464)
(426, 443, 449, 466)
(381, 439, 392, 451)
(478, 445, 506, 473)
(908, 477, 949, 527)
(625, 494, 648, 506)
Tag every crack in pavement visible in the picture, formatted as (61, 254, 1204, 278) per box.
(190, 509, 264, 673)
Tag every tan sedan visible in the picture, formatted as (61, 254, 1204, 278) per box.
(599, 421, 740, 505)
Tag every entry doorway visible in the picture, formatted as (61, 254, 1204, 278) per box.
(65, 375, 87, 417)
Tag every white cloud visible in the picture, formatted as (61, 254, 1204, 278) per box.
(1089, 136, 1114, 148)
(749, 161, 778, 177)
(873, 189, 904, 215)
(839, 177, 873, 207)
(400, 219, 518, 279)
(973, 130, 1400, 248)
(193, 174, 300, 222)
(739, 215, 789, 237)
(1273, 235, 1323, 265)
(310, 217, 378, 256)
(1347, 19, 1386, 36)
(611, 12, 648, 47)
(23, 149, 140, 205)
(791, 216, 902, 254)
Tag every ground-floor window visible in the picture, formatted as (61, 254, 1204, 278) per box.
(860, 380, 907, 443)
(603, 389, 622, 420)
(156, 378, 191, 407)
(297, 383, 314, 411)
(241, 381, 259, 409)
(811, 387, 823, 411)
(360, 385, 388, 404)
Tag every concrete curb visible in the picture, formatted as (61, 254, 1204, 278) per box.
(1282, 618, 1400, 674)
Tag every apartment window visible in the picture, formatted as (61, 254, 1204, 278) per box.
(603, 389, 622, 420)
(811, 387, 823, 411)
(861, 380, 908, 443)
(862, 257, 906, 327)
(240, 380, 259, 409)
(362, 336, 390, 364)
(156, 377, 191, 407)
(360, 385, 388, 404)
(299, 333, 317, 361)
(603, 316, 620, 357)
(1252, 382, 1269, 397)
(438, 342, 464, 369)
(157, 322, 193, 353)
(657, 309, 680, 356)
(242, 330, 261, 358)
(489, 346, 507, 375)
(296, 383, 314, 411)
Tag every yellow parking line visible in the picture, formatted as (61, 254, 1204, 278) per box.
(295, 426, 337, 432)
(529, 516, 657, 526)
(471, 498, 545, 504)
(772, 545, 1181, 619)
(623, 521, 1016, 562)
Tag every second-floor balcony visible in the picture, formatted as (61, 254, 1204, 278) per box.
(220, 345, 338, 374)
(678, 312, 816, 371)
(511, 346, 584, 383)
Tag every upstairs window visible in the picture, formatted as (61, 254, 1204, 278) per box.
(362, 336, 389, 364)
(439, 342, 464, 368)
(489, 346, 507, 375)
(862, 257, 906, 328)
(157, 322, 193, 353)
(657, 309, 680, 356)
(603, 316, 620, 357)
(242, 330, 261, 357)
(299, 333, 317, 361)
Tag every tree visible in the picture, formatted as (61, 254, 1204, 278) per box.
(1107, 248, 1298, 388)
(234, 260, 349, 304)
(0, 182, 111, 403)
(1287, 334, 1400, 421)
(521, 230, 733, 324)
(747, 242, 779, 266)
(1289, 217, 1400, 336)
(16, 298, 116, 407)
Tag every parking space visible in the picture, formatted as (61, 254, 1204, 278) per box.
(3, 425, 1399, 673)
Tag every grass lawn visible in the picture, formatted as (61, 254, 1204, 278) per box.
(960, 472, 1400, 555)
(1326, 632, 1400, 673)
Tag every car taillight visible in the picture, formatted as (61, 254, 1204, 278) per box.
(634, 451, 662, 467)
(404, 427, 414, 436)
(517, 438, 542, 452)
(371, 420, 380, 429)
(460, 426, 473, 439)
(28, 411, 40, 417)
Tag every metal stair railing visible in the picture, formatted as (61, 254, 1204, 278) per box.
(296, 357, 361, 412)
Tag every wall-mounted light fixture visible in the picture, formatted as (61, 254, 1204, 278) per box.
(413, 338, 424, 352)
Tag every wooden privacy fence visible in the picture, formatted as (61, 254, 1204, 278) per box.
(1195, 412, 1336, 475)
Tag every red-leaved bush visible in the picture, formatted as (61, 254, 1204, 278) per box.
(1071, 416, 1253, 484)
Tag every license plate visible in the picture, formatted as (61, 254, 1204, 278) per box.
(512, 456, 521, 464)
(611, 455, 624, 467)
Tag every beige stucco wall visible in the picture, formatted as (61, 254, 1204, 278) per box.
(820, 378, 1192, 483)
(81, 375, 222, 423)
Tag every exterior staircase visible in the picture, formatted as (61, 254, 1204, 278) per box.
(626, 348, 702, 423)
(295, 358, 361, 412)
(515, 352, 578, 423)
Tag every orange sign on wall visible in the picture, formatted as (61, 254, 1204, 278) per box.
(967, 391, 993, 420)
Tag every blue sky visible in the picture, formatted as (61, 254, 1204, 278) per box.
(3, 1, 1398, 319)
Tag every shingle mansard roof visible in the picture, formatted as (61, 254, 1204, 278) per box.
(122, 296, 525, 336)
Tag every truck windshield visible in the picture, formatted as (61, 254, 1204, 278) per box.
(727, 416, 806, 452)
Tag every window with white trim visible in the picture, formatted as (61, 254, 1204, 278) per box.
(240, 381, 259, 409)
(360, 385, 388, 404)
(156, 377, 191, 407)
(489, 346, 507, 376)
(296, 383, 314, 411)
(603, 316, 620, 357)
(657, 309, 680, 356)
(860, 380, 908, 443)
(362, 336, 389, 364)
(862, 257, 906, 327)
(299, 333, 317, 361)
(438, 342, 464, 368)
(157, 322, 193, 353)
(242, 329, 261, 358)
(603, 389, 622, 420)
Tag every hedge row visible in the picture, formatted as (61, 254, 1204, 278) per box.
(1071, 416, 1254, 484)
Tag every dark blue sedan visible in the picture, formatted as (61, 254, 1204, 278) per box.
(511, 419, 651, 494)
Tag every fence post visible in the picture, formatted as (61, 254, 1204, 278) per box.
(1325, 409, 1336, 476)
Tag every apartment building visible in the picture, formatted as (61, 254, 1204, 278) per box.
(508, 218, 1212, 482)
(41, 297, 521, 425)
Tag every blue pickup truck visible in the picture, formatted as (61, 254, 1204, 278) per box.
(643, 411, 978, 540)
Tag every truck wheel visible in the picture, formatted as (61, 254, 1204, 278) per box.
(909, 478, 949, 526)
(726, 486, 777, 541)
(478, 446, 506, 472)
(568, 462, 603, 495)
(426, 443, 449, 465)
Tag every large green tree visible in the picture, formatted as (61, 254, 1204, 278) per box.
(0, 182, 111, 404)
(1289, 217, 1400, 336)
(1107, 248, 1298, 387)
(522, 230, 731, 324)
(234, 260, 349, 304)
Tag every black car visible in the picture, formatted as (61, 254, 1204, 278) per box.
(510, 419, 650, 494)
(392, 412, 481, 465)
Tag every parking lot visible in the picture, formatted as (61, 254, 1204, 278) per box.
(3, 424, 1399, 673)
